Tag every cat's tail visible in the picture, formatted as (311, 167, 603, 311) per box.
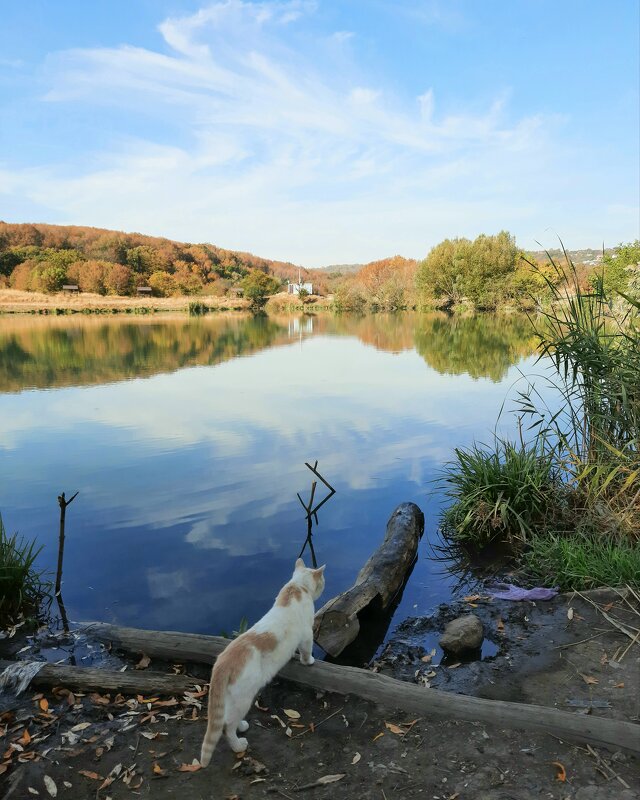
(200, 668, 228, 767)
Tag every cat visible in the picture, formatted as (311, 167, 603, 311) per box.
(200, 558, 325, 766)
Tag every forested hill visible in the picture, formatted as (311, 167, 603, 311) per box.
(0, 221, 324, 296)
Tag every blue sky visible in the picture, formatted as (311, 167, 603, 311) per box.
(1, 0, 638, 266)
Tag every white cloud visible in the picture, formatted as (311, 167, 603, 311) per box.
(0, 0, 627, 263)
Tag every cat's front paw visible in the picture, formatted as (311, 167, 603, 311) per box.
(231, 737, 248, 754)
(300, 655, 315, 666)
(238, 720, 249, 732)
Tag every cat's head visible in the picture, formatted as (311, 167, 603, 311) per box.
(294, 558, 326, 600)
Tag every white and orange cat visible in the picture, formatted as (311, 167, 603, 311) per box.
(200, 558, 325, 766)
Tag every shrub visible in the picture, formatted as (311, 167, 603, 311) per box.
(0, 515, 50, 627)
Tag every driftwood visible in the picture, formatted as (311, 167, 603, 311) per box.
(83, 622, 640, 756)
(313, 502, 424, 657)
(0, 659, 199, 695)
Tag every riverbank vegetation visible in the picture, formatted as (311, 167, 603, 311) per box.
(4, 222, 637, 316)
(440, 253, 640, 589)
(0, 514, 50, 627)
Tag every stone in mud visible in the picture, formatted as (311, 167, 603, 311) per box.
(439, 614, 484, 654)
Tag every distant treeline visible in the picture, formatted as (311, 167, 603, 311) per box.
(0, 222, 327, 298)
(1, 222, 637, 312)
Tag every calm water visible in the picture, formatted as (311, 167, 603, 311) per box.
(0, 312, 539, 651)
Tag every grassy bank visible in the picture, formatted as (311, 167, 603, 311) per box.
(0, 288, 250, 315)
(440, 255, 640, 590)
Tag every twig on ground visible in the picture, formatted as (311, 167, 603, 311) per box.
(291, 706, 344, 738)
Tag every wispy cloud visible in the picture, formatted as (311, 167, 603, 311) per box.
(0, 0, 627, 264)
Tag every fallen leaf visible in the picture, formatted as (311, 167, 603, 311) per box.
(71, 722, 91, 732)
(614, 682, 625, 688)
(463, 594, 481, 602)
(448, 662, 462, 669)
(283, 709, 301, 719)
(316, 774, 346, 785)
(177, 761, 202, 772)
(552, 761, 566, 782)
(39, 699, 49, 712)
(497, 618, 505, 632)
(19, 729, 31, 745)
(567, 607, 574, 621)
(0, 765, 8, 776)
(602, 602, 614, 612)
(28, 789, 39, 795)
(385, 722, 405, 735)
(351, 752, 361, 765)
(372, 732, 384, 742)
(78, 770, 103, 781)
(136, 654, 151, 670)
(43, 775, 57, 797)
(580, 674, 599, 685)
(254, 701, 269, 712)
(420, 654, 432, 663)
(89, 693, 110, 706)
(153, 763, 166, 776)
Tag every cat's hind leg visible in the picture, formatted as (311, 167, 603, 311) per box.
(224, 700, 250, 753)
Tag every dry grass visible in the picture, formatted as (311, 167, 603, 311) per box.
(0, 288, 250, 314)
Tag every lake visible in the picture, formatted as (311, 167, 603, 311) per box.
(0, 312, 540, 655)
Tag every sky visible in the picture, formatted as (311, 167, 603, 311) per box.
(0, 1, 638, 267)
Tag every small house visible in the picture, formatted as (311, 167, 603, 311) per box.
(137, 286, 152, 295)
(62, 284, 79, 293)
(287, 281, 313, 295)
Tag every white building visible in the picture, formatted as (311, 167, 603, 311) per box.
(287, 280, 313, 295)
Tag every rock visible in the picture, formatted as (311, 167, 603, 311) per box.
(439, 614, 484, 654)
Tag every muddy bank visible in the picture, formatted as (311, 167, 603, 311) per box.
(1, 590, 638, 799)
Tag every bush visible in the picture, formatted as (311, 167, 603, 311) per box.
(188, 300, 209, 316)
(0, 514, 50, 627)
(149, 270, 178, 297)
(441, 439, 559, 548)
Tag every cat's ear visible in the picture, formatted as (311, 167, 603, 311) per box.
(295, 558, 305, 570)
(313, 564, 326, 575)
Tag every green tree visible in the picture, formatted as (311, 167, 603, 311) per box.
(241, 270, 280, 309)
(593, 241, 640, 297)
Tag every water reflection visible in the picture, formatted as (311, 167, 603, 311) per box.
(0, 312, 539, 647)
(0, 312, 536, 392)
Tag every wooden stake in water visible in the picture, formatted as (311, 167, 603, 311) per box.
(55, 491, 78, 632)
(296, 461, 335, 567)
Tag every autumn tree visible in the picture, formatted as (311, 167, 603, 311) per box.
(241, 270, 280, 309)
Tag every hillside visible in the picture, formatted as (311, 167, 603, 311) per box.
(0, 222, 326, 297)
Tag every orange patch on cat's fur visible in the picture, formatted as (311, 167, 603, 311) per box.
(276, 584, 304, 606)
(216, 631, 278, 685)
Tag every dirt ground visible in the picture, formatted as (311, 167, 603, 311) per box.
(1, 590, 638, 799)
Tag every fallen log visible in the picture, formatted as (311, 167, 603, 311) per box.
(83, 622, 640, 756)
(0, 659, 200, 696)
(313, 502, 424, 657)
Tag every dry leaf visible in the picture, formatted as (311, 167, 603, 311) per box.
(177, 761, 202, 772)
(580, 674, 599, 685)
(385, 722, 405, 735)
(28, 789, 39, 795)
(602, 602, 614, 612)
(420, 654, 432, 663)
(552, 761, 566, 782)
(152, 763, 166, 776)
(78, 770, 103, 781)
(497, 618, 505, 631)
(19, 729, 31, 745)
(43, 775, 57, 797)
(316, 774, 345, 785)
(39, 699, 49, 712)
(283, 709, 301, 719)
(567, 607, 574, 621)
(614, 682, 625, 688)
(448, 662, 462, 669)
(351, 752, 361, 764)
(463, 594, 481, 602)
(135, 654, 151, 670)
(71, 722, 91, 732)
(372, 732, 384, 742)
